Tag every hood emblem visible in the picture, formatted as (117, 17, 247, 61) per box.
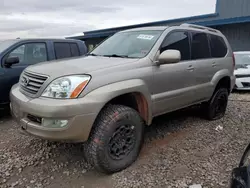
(22, 77, 29, 86)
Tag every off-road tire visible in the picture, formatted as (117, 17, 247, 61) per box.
(85, 105, 145, 174)
(202, 88, 229, 120)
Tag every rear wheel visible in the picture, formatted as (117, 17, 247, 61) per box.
(85, 105, 144, 174)
(202, 88, 229, 120)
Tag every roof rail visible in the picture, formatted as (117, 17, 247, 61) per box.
(180, 23, 220, 34)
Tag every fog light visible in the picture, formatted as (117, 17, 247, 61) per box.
(42, 119, 68, 128)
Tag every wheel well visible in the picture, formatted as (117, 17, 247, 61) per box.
(107, 93, 149, 124)
(215, 76, 231, 93)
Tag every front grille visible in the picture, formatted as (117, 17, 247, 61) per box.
(242, 82, 250, 88)
(20, 71, 48, 95)
(235, 74, 250, 78)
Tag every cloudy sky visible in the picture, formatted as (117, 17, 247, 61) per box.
(0, 0, 216, 39)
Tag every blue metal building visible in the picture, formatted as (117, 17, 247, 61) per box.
(70, 0, 250, 52)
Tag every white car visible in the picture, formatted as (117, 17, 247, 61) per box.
(234, 51, 250, 90)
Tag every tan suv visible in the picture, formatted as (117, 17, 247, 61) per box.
(10, 23, 236, 173)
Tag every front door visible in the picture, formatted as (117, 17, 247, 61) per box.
(152, 30, 195, 116)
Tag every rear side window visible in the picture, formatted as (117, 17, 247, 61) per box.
(209, 34, 227, 58)
(160, 31, 190, 61)
(54, 43, 71, 59)
(70, 43, 80, 57)
(191, 32, 210, 60)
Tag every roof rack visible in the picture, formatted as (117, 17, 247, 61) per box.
(180, 23, 220, 34)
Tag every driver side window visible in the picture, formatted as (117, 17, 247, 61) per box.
(8, 45, 25, 63)
(7, 43, 48, 65)
(160, 31, 191, 61)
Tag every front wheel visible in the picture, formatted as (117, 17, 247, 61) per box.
(85, 105, 145, 174)
(202, 88, 229, 120)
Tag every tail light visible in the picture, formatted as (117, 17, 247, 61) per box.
(232, 53, 236, 69)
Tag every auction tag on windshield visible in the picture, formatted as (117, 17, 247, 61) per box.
(137, 34, 154, 40)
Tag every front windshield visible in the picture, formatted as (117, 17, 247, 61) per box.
(235, 53, 250, 65)
(90, 30, 163, 58)
(0, 40, 17, 53)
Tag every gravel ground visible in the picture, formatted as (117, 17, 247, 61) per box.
(0, 92, 250, 188)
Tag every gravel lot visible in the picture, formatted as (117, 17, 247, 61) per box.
(0, 92, 250, 188)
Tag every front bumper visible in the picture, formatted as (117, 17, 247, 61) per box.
(10, 84, 99, 142)
(235, 77, 250, 90)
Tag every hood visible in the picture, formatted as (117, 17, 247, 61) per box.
(26, 56, 139, 77)
(234, 65, 250, 75)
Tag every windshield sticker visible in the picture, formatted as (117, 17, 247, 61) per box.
(141, 50, 148, 55)
(137, 34, 155, 40)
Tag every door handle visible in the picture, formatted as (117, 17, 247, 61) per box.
(212, 62, 216, 67)
(187, 65, 194, 71)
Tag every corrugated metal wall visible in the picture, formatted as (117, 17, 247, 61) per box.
(169, 0, 250, 26)
(217, 0, 250, 18)
(216, 23, 250, 51)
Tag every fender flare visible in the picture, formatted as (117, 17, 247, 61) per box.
(84, 79, 153, 125)
(211, 69, 231, 88)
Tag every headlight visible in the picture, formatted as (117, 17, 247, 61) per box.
(42, 75, 91, 99)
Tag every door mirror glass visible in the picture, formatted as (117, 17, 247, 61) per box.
(4, 56, 19, 67)
(157, 50, 181, 65)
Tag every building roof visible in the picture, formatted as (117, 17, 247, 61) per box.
(69, 0, 250, 40)
(69, 13, 218, 40)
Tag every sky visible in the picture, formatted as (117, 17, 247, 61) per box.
(0, 0, 216, 39)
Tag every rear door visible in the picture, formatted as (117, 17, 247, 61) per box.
(0, 42, 48, 103)
(187, 31, 215, 102)
(54, 42, 80, 60)
(189, 32, 229, 101)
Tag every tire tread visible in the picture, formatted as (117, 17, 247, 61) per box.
(85, 104, 144, 173)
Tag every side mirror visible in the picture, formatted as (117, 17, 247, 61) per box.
(156, 50, 181, 65)
(5, 56, 20, 67)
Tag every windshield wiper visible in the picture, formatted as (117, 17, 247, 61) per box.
(88, 53, 101, 56)
(103, 54, 128, 58)
(88, 53, 97, 56)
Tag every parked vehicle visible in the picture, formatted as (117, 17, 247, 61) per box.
(234, 51, 250, 90)
(0, 38, 87, 110)
(10, 24, 235, 173)
(230, 142, 250, 188)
